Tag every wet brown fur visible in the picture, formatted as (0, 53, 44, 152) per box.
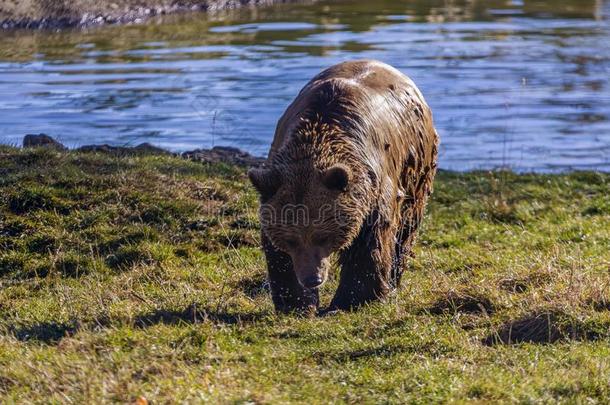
(249, 60, 439, 313)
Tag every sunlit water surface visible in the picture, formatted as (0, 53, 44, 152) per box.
(1, 0, 609, 171)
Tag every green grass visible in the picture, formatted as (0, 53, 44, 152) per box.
(0, 145, 609, 403)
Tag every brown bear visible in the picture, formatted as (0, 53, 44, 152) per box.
(249, 60, 439, 314)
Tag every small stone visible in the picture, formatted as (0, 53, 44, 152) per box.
(23, 134, 66, 150)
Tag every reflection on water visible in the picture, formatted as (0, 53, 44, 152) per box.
(0, 0, 609, 171)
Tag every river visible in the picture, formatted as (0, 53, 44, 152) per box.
(0, 0, 609, 171)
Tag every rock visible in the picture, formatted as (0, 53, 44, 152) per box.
(134, 142, 172, 155)
(23, 134, 67, 150)
(20, 133, 263, 168)
(76, 142, 172, 156)
(182, 146, 265, 167)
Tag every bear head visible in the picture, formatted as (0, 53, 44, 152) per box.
(249, 158, 372, 290)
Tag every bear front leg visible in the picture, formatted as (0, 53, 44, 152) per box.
(330, 219, 394, 311)
(262, 233, 319, 315)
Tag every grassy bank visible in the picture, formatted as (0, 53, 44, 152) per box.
(0, 145, 609, 403)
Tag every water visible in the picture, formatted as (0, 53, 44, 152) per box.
(0, 0, 609, 171)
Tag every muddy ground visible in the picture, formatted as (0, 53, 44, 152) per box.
(0, 0, 313, 29)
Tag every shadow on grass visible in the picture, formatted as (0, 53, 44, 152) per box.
(589, 297, 610, 312)
(313, 343, 408, 363)
(133, 303, 267, 327)
(312, 340, 448, 364)
(10, 304, 267, 345)
(10, 321, 80, 344)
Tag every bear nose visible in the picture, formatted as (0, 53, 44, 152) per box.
(303, 274, 324, 289)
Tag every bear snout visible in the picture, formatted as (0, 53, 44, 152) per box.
(294, 264, 328, 289)
(302, 274, 324, 289)
(292, 252, 329, 290)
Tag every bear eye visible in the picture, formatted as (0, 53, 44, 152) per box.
(285, 238, 299, 249)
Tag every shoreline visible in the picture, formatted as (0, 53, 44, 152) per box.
(20, 133, 266, 167)
(0, 0, 314, 30)
(12, 134, 609, 175)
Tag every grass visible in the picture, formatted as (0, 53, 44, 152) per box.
(0, 145, 609, 403)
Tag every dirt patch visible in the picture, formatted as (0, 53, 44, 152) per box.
(427, 291, 495, 315)
(482, 311, 601, 345)
(236, 274, 268, 298)
(499, 271, 552, 294)
(499, 278, 529, 293)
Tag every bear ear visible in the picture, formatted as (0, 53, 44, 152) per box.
(248, 167, 282, 198)
(322, 164, 351, 192)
